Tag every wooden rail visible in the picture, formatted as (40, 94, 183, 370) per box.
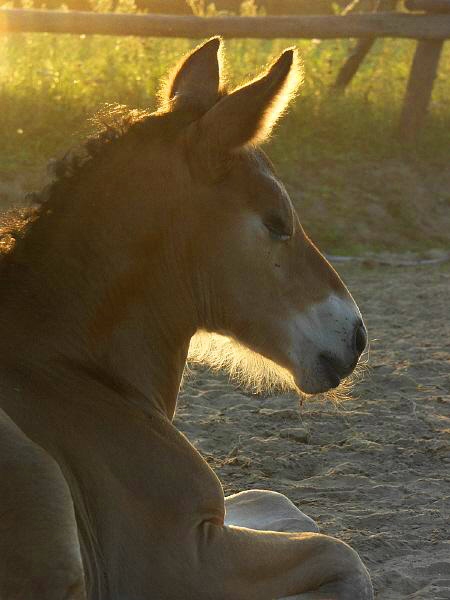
(0, 1, 399, 15)
(405, 0, 450, 13)
(129, 0, 339, 15)
(0, 9, 450, 40)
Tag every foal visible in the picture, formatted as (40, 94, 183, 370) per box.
(0, 39, 372, 599)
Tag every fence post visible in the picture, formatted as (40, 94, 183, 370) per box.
(397, 1, 446, 141)
(397, 39, 444, 140)
(333, 37, 376, 89)
(333, 0, 398, 91)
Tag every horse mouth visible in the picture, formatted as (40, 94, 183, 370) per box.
(318, 356, 342, 390)
(319, 352, 359, 383)
(293, 369, 340, 395)
(293, 354, 353, 395)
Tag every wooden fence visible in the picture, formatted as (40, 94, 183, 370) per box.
(0, 0, 449, 140)
(1, 9, 449, 39)
(0, 0, 399, 15)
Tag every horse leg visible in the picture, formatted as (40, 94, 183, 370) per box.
(223, 488, 371, 600)
(0, 409, 86, 600)
(191, 522, 373, 600)
(120, 419, 373, 600)
(224, 489, 323, 600)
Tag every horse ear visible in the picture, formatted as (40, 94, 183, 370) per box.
(159, 37, 223, 111)
(198, 48, 302, 151)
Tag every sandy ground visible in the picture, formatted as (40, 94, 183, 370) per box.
(176, 262, 450, 600)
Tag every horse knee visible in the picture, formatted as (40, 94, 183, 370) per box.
(318, 537, 373, 600)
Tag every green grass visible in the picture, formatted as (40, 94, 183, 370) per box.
(1, 13, 449, 252)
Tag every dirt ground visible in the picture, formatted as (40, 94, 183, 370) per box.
(176, 262, 450, 600)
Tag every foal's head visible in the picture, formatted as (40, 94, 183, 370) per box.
(10, 38, 366, 398)
(159, 39, 367, 395)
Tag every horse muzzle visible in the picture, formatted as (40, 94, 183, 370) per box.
(288, 296, 368, 395)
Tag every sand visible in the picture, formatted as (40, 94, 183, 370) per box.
(176, 262, 450, 600)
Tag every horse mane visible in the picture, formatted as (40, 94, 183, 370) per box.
(0, 207, 36, 257)
(0, 106, 132, 254)
(0, 102, 203, 261)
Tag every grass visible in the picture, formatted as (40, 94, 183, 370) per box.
(0, 6, 449, 252)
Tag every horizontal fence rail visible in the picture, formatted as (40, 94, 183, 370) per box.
(0, 1, 398, 16)
(1, 10, 450, 40)
(405, 0, 450, 13)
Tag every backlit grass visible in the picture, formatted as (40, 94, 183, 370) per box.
(1, 5, 449, 252)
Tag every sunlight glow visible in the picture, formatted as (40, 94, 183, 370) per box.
(188, 330, 368, 404)
(188, 330, 299, 395)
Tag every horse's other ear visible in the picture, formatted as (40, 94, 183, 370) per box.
(199, 48, 302, 150)
(159, 37, 223, 112)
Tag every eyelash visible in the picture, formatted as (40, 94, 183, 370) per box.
(265, 222, 292, 242)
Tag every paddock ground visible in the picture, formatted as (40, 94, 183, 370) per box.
(177, 262, 450, 600)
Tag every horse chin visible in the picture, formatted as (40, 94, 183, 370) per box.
(292, 365, 341, 396)
(294, 379, 336, 396)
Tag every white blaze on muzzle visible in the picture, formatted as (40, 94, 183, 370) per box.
(287, 293, 365, 392)
(292, 293, 362, 352)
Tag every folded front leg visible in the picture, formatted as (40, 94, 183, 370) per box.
(222, 489, 371, 600)
(190, 522, 373, 600)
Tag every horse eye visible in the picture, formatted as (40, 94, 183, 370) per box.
(265, 220, 291, 242)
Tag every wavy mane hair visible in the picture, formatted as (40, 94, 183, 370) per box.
(0, 103, 204, 262)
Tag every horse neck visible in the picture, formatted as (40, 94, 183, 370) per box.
(1, 197, 196, 421)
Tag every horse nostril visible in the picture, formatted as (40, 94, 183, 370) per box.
(353, 323, 367, 356)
